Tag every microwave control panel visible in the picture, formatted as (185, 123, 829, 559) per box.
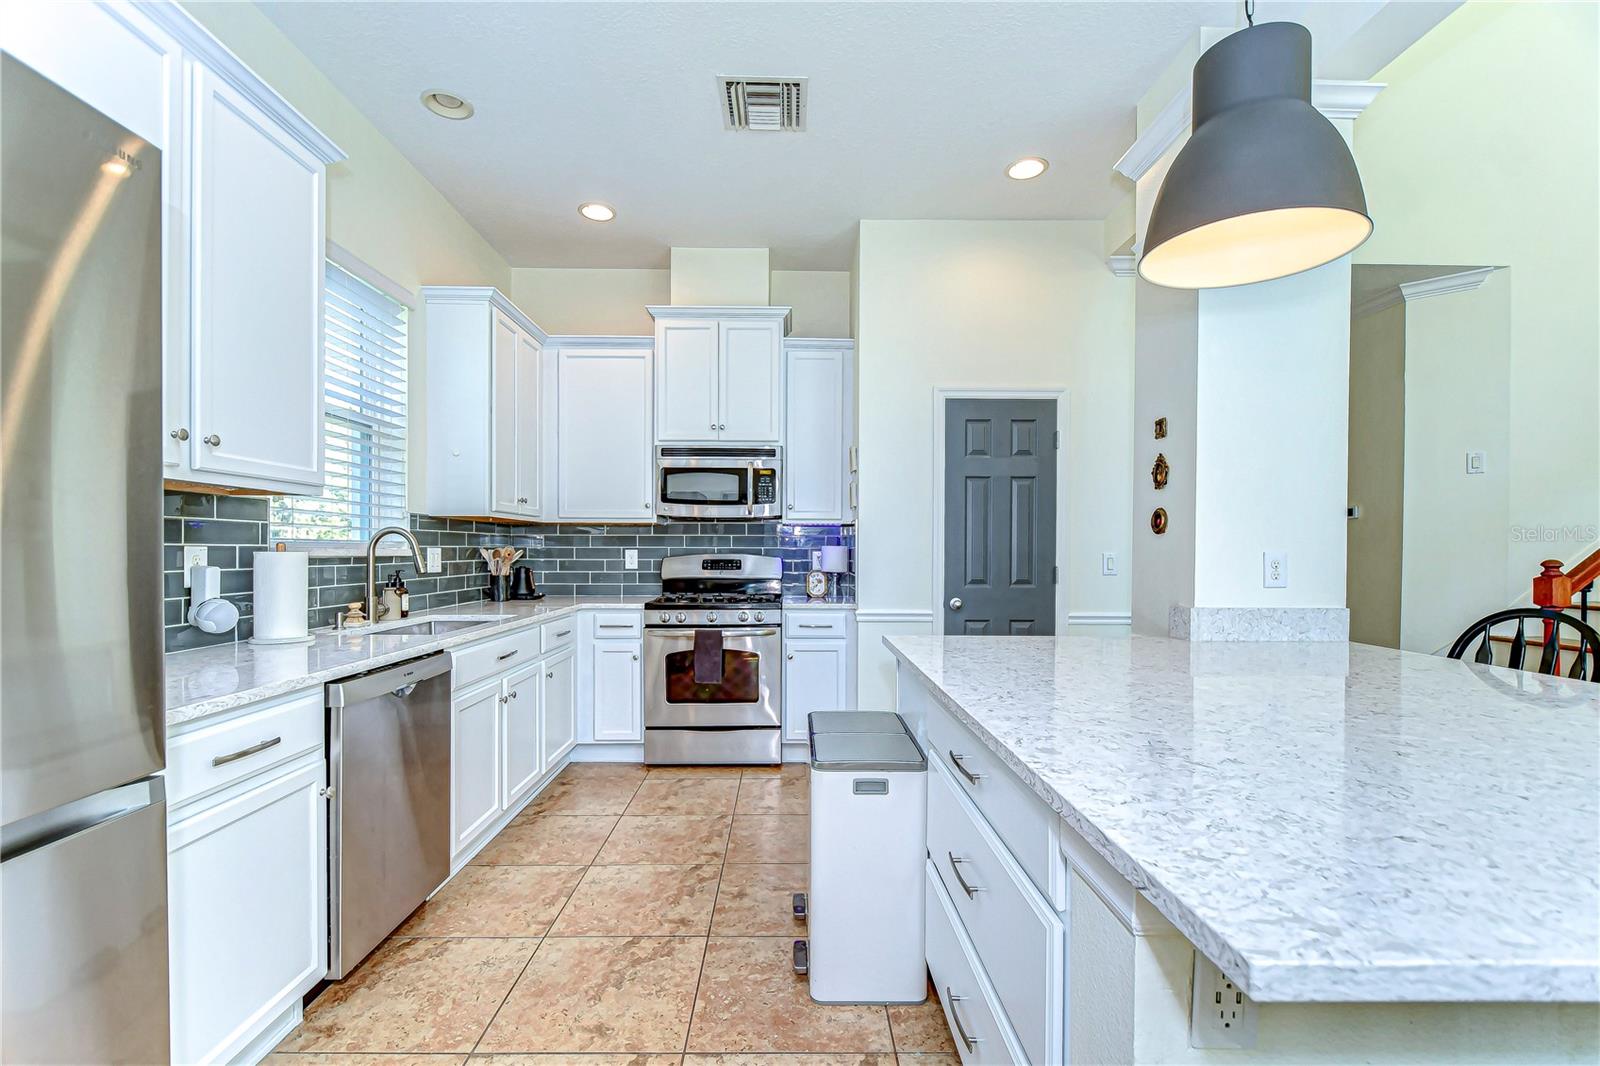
(753, 468, 778, 504)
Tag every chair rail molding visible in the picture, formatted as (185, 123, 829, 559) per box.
(1113, 80, 1385, 183)
(856, 609, 936, 626)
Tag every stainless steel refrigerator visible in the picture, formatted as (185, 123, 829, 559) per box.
(1, 55, 170, 1064)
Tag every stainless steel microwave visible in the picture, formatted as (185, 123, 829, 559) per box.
(655, 446, 782, 520)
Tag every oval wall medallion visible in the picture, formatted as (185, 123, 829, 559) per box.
(1150, 507, 1168, 535)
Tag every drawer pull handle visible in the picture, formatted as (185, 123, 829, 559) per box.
(497, 649, 519, 661)
(212, 736, 281, 767)
(553, 628, 572, 637)
(946, 986, 981, 1050)
(797, 622, 832, 629)
(947, 851, 984, 898)
(598, 623, 635, 630)
(948, 750, 985, 784)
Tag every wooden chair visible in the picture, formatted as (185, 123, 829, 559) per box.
(1447, 608, 1600, 681)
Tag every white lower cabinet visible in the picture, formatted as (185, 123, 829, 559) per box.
(541, 651, 577, 766)
(500, 663, 543, 810)
(782, 638, 850, 742)
(592, 639, 643, 742)
(452, 678, 503, 854)
(168, 756, 326, 1065)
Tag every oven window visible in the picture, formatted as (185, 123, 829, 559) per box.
(664, 649, 760, 703)
(661, 468, 746, 505)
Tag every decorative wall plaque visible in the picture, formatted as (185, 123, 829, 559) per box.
(1154, 417, 1167, 439)
(1151, 452, 1170, 490)
(1150, 507, 1169, 535)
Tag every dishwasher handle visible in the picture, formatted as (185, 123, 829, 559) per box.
(327, 652, 451, 707)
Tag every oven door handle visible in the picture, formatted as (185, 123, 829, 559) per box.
(646, 627, 780, 639)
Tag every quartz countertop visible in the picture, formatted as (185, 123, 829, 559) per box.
(884, 634, 1600, 1004)
(166, 597, 647, 727)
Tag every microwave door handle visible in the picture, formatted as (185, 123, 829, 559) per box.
(747, 461, 755, 516)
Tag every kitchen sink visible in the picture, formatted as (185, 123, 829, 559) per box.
(367, 617, 497, 638)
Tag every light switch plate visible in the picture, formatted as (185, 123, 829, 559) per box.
(1263, 551, 1288, 589)
(1101, 552, 1118, 576)
(624, 548, 639, 570)
(1465, 450, 1487, 475)
(182, 547, 208, 587)
(426, 546, 442, 573)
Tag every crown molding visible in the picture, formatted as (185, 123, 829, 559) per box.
(419, 285, 548, 345)
(1113, 80, 1385, 183)
(138, 1, 345, 165)
(1352, 267, 1497, 318)
(648, 305, 792, 321)
(783, 337, 855, 350)
(1398, 266, 1497, 303)
(544, 334, 654, 350)
(1108, 253, 1137, 278)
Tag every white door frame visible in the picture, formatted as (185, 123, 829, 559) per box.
(930, 387, 1070, 633)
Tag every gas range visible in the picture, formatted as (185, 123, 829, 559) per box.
(644, 554, 783, 629)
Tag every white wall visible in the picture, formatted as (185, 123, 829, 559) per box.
(669, 247, 769, 305)
(771, 270, 851, 338)
(1192, 260, 1353, 609)
(510, 268, 667, 336)
(855, 220, 1135, 706)
(1400, 269, 1511, 653)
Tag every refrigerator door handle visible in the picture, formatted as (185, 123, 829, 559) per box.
(1, 777, 165, 863)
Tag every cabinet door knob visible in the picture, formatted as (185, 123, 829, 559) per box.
(631, 653, 639, 661)
(169, 427, 189, 441)
(787, 652, 795, 660)
(546, 670, 554, 678)
(711, 423, 717, 430)
(719, 424, 726, 431)
(203, 433, 221, 447)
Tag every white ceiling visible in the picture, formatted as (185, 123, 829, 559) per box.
(256, 1, 1411, 270)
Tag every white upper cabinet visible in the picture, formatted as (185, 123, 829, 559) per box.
(655, 320, 719, 441)
(189, 66, 325, 488)
(423, 288, 545, 520)
(555, 341, 654, 522)
(783, 340, 854, 523)
(5, 2, 345, 493)
(649, 307, 789, 444)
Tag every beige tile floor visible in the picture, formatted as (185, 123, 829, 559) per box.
(271, 762, 958, 1066)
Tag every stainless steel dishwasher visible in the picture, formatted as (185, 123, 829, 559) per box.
(325, 652, 452, 978)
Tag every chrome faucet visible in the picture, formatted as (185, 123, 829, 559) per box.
(360, 524, 424, 625)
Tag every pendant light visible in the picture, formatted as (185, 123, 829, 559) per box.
(1139, 7, 1372, 289)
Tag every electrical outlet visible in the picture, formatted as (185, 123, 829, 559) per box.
(1101, 552, 1118, 576)
(624, 548, 639, 570)
(181, 547, 208, 587)
(426, 546, 442, 573)
(1263, 551, 1288, 589)
(810, 549, 823, 570)
(1190, 953, 1257, 1049)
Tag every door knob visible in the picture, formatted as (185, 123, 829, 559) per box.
(203, 433, 221, 447)
(169, 427, 189, 441)
(949, 597, 963, 611)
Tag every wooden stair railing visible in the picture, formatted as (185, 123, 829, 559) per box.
(1532, 547, 1600, 626)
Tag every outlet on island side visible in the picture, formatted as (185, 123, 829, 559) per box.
(1189, 953, 1257, 1049)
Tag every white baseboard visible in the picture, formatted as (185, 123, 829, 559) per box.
(570, 742, 644, 762)
(236, 997, 301, 1065)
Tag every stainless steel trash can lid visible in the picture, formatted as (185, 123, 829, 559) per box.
(807, 710, 907, 734)
(809, 730, 927, 772)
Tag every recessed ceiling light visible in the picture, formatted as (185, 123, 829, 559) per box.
(578, 202, 616, 223)
(421, 90, 474, 120)
(1006, 156, 1049, 180)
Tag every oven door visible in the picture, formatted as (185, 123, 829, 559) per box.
(644, 626, 782, 728)
(656, 461, 753, 519)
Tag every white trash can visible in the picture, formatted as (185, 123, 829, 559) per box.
(806, 710, 928, 1004)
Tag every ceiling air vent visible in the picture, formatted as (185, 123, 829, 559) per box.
(719, 76, 807, 132)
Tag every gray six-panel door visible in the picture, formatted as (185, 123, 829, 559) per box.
(943, 399, 1057, 635)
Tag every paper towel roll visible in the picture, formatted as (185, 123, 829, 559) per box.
(249, 550, 311, 644)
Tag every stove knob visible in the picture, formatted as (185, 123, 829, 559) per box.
(675, 612, 687, 623)
(739, 611, 750, 622)
(753, 611, 765, 622)
(658, 611, 670, 623)
(706, 611, 718, 623)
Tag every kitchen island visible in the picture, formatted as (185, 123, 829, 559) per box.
(887, 634, 1599, 1064)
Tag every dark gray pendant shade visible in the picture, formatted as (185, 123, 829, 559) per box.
(1139, 22, 1372, 289)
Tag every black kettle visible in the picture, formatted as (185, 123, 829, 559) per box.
(510, 565, 542, 600)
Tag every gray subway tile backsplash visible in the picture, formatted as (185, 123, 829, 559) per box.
(162, 490, 854, 653)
